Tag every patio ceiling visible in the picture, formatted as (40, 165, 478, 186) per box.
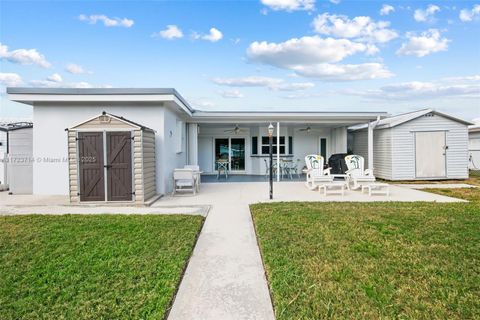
(191, 111, 388, 126)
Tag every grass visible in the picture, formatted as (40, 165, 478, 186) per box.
(251, 202, 480, 319)
(423, 187, 480, 202)
(0, 214, 204, 320)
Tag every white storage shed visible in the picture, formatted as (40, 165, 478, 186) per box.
(469, 126, 480, 170)
(350, 109, 472, 181)
(0, 122, 34, 194)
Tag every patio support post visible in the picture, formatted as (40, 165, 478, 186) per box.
(276, 122, 280, 182)
(268, 123, 274, 199)
(368, 121, 374, 170)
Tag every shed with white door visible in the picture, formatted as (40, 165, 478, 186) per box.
(469, 126, 480, 170)
(350, 109, 472, 181)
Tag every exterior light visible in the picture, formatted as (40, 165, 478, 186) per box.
(268, 123, 274, 137)
(99, 112, 110, 124)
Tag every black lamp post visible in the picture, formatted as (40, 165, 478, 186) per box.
(268, 123, 274, 199)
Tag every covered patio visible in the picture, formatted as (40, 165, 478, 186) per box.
(186, 110, 387, 181)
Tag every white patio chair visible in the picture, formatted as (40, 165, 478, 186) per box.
(304, 154, 333, 190)
(344, 155, 376, 190)
(173, 168, 196, 195)
(184, 165, 201, 191)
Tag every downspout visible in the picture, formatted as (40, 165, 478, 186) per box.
(367, 116, 381, 170)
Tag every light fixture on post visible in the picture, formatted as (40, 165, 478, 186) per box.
(268, 123, 274, 200)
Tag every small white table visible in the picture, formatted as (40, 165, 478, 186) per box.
(331, 174, 350, 190)
(361, 183, 390, 196)
(318, 182, 347, 196)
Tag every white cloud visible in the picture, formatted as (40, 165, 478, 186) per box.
(213, 76, 314, 91)
(220, 89, 244, 98)
(0, 43, 51, 68)
(414, 4, 440, 22)
(459, 4, 480, 22)
(312, 13, 398, 43)
(201, 28, 223, 42)
(292, 63, 393, 80)
(344, 75, 480, 100)
(188, 98, 215, 108)
(247, 36, 368, 68)
(28, 74, 110, 89)
(260, 0, 315, 12)
(47, 73, 62, 83)
(472, 117, 480, 124)
(153, 25, 183, 40)
(397, 29, 449, 57)
(65, 63, 91, 74)
(213, 76, 283, 87)
(380, 4, 395, 16)
(329, 0, 341, 4)
(0, 73, 23, 87)
(78, 14, 134, 28)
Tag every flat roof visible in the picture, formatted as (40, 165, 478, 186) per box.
(7, 87, 387, 122)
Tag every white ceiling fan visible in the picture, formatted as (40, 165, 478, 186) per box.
(224, 124, 247, 134)
(297, 126, 320, 134)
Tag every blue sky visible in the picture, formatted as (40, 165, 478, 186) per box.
(1, 0, 479, 121)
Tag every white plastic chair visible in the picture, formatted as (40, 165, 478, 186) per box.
(184, 165, 201, 191)
(345, 155, 376, 190)
(304, 154, 333, 190)
(173, 169, 196, 195)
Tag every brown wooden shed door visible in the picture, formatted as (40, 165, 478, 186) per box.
(78, 132, 105, 201)
(106, 132, 133, 201)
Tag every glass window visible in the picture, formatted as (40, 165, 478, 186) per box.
(288, 136, 293, 154)
(251, 137, 258, 155)
(261, 136, 286, 155)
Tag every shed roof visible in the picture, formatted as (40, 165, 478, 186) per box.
(350, 108, 473, 131)
(0, 122, 33, 132)
(68, 111, 155, 132)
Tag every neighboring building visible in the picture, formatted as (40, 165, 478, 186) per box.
(7, 88, 473, 203)
(0, 128, 6, 187)
(350, 109, 471, 181)
(469, 125, 480, 170)
(0, 122, 34, 193)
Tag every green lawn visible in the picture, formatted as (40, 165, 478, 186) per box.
(251, 202, 480, 319)
(0, 214, 204, 320)
(424, 186, 480, 203)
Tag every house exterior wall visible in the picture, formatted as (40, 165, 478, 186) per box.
(161, 107, 188, 192)
(469, 131, 480, 170)
(32, 103, 170, 196)
(391, 114, 469, 180)
(196, 125, 341, 174)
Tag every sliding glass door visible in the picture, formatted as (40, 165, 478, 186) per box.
(214, 138, 246, 172)
(230, 138, 245, 171)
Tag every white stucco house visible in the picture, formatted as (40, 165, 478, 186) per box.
(7, 88, 473, 203)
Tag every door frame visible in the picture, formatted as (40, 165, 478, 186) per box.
(213, 136, 248, 173)
(318, 136, 329, 160)
(76, 129, 135, 202)
(413, 130, 448, 179)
